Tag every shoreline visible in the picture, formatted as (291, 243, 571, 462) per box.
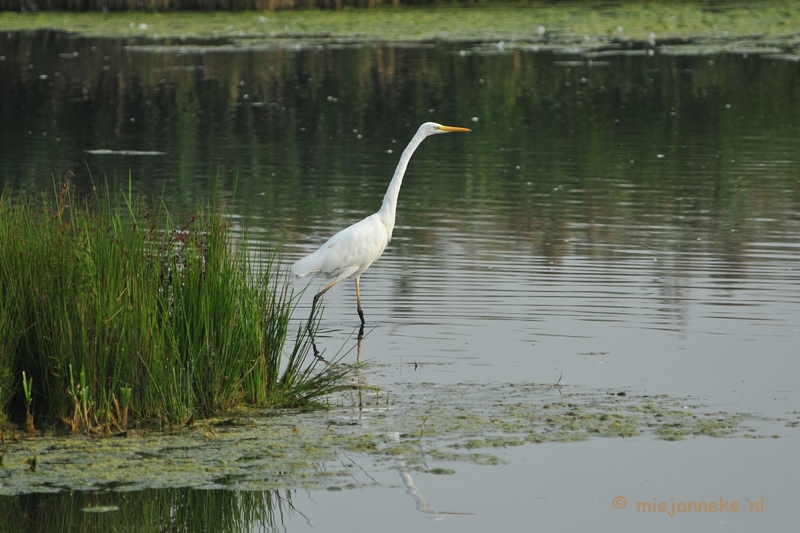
(2, 3, 800, 46)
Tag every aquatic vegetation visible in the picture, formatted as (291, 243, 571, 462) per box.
(2, 2, 800, 46)
(0, 182, 352, 430)
(19, 371, 34, 434)
(0, 381, 791, 496)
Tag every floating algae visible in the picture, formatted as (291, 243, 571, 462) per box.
(0, 382, 792, 496)
(4, 3, 800, 46)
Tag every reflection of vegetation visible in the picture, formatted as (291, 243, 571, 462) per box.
(0, 488, 297, 533)
(0, 182, 350, 429)
(0, 31, 798, 265)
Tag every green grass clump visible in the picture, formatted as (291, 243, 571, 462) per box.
(0, 182, 348, 431)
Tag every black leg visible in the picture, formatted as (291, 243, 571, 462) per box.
(307, 285, 333, 360)
(355, 276, 366, 325)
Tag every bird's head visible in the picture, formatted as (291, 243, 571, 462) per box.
(421, 122, 472, 136)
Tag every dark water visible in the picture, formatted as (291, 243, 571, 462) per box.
(1, 31, 799, 532)
(0, 488, 297, 532)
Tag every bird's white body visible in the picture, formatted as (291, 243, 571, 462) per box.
(292, 122, 470, 325)
(290, 211, 389, 285)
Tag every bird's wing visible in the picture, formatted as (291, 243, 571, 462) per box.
(291, 214, 389, 282)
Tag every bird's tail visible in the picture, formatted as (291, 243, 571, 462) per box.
(290, 251, 322, 280)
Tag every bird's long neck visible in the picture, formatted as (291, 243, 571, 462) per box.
(377, 128, 429, 241)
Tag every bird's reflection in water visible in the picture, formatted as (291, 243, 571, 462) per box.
(319, 335, 471, 521)
(357, 323, 364, 363)
(309, 321, 365, 364)
(399, 468, 475, 520)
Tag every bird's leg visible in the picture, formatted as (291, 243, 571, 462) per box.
(309, 280, 338, 325)
(354, 276, 365, 361)
(355, 276, 366, 326)
(307, 280, 339, 356)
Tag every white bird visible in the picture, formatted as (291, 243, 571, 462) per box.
(292, 122, 471, 326)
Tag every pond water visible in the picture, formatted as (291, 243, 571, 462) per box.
(1, 31, 799, 531)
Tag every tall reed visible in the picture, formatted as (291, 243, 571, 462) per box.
(0, 182, 347, 430)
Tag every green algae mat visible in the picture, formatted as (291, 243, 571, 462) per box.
(1, 382, 796, 495)
(2, 1, 800, 47)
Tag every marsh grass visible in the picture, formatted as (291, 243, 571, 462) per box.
(0, 181, 351, 431)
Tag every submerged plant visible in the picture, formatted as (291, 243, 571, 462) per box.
(0, 181, 352, 430)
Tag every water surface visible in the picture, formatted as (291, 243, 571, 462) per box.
(1, 31, 798, 531)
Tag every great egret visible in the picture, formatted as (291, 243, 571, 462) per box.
(292, 122, 471, 326)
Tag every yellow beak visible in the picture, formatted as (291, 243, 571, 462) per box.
(438, 125, 472, 133)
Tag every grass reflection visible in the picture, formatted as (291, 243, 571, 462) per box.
(0, 32, 798, 293)
(0, 488, 297, 533)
